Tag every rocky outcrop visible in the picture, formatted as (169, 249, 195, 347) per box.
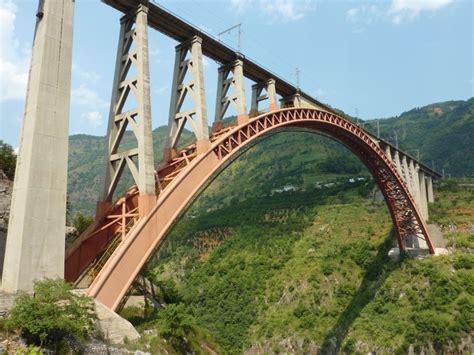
(0, 171, 12, 277)
(72, 290, 140, 345)
(0, 170, 12, 232)
(94, 298, 141, 344)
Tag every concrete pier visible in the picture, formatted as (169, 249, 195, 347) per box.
(100, 4, 156, 211)
(419, 171, 429, 220)
(165, 36, 210, 159)
(214, 58, 248, 128)
(2, 0, 75, 292)
(250, 79, 277, 117)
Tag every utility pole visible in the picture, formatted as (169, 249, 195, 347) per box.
(295, 67, 301, 89)
(376, 119, 380, 138)
(394, 131, 399, 149)
(355, 108, 359, 126)
(218, 23, 242, 52)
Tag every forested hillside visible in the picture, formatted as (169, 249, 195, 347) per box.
(365, 98, 474, 176)
(121, 177, 474, 353)
(68, 127, 193, 213)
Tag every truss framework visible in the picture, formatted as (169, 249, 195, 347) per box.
(212, 109, 435, 253)
(250, 78, 277, 117)
(102, 4, 155, 202)
(213, 58, 248, 130)
(164, 36, 209, 160)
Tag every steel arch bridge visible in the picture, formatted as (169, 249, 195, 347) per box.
(65, 107, 434, 310)
(3, 0, 441, 308)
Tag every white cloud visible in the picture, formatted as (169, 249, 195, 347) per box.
(231, 0, 316, 22)
(315, 88, 326, 98)
(73, 64, 101, 84)
(389, 0, 453, 24)
(81, 111, 103, 128)
(0, 0, 29, 101)
(346, 4, 383, 33)
(231, 0, 252, 13)
(346, 8, 359, 19)
(72, 84, 108, 109)
(346, 0, 454, 30)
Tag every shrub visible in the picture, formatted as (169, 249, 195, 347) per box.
(72, 213, 94, 235)
(6, 278, 96, 348)
(0, 140, 16, 180)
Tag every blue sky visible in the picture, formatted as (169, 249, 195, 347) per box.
(1, 0, 472, 148)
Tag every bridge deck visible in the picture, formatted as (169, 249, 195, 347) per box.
(101, 0, 441, 179)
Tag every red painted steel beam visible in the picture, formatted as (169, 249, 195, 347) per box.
(82, 108, 434, 310)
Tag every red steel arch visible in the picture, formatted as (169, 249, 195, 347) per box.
(68, 107, 434, 310)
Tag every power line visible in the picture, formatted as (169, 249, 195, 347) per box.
(217, 23, 242, 52)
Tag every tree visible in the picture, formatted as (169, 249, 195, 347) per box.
(0, 140, 17, 180)
(158, 303, 195, 350)
(6, 278, 96, 348)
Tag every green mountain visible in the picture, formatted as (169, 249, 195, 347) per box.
(58, 98, 474, 352)
(364, 98, 474, 176)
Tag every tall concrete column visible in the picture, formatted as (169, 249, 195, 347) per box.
(266, 79, 277, 111)
(418, 171, 429, 221)
(213, 58, 248, 130)
(401, 155, 412, 194)
(99, 5, 156, 218)
(426, 176, 434, 203)
(2, 0, 75, 292)
(249, 84, 259, 117)
(165, 36, 210, 160)
(393, 150, 403, 177)
(233, 59, 247, 124)
(409, 160, 421, 211)
(384, 145, 392, 164)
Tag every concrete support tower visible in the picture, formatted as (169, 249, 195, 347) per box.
(213, 58, 248, 131)
(164, 36, 210, 161)
(2, 0, 75, 292)
(426, 176, 434, 203)
(249, 79, 277, 117)
(98, 4, 156, 219)
(393, 150, 403, 178)
(408, 160, 422, 212)
(401, 156, 412, 194)
(418, 170, 429, 220)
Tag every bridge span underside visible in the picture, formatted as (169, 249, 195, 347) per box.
(66, 108, 434, 311)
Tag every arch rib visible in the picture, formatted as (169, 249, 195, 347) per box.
(68, 108, 434, 310)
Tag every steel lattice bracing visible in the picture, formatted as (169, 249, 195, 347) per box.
(63, 108, 435, 311)
(100, 4, 155, 208)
